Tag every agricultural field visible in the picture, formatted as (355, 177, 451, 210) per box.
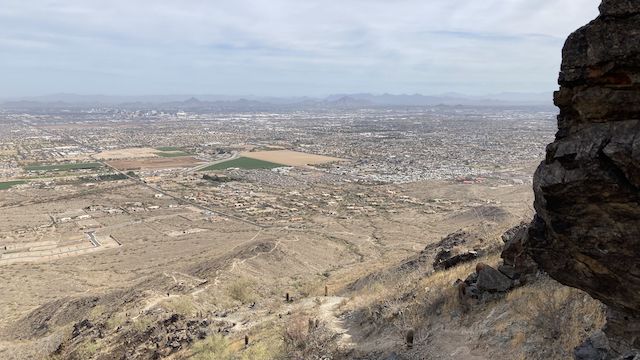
(0, 181, 27, 190)
(24, 162, 103, 172)
(201, 157, 284, 171)
(95, 147, 161, 160)
(107, 157, 203, 170)
(155, 147, 183, 152)
(155, 151, 192, 158)
(241, 150, 343, 166)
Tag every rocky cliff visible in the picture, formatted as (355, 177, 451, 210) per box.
(527, 0, 640, 357)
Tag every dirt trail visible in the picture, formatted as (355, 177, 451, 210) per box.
(319, 296, 353, 348)
(129, 227, 357, 341)
(427, 328, 488, 360)
(298, 296, 353, 348)
(133, 293, 180, 320)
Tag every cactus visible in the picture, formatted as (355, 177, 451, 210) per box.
(406, 329, 414, 348)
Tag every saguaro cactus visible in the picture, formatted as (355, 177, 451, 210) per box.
(406, 329, 414, 349)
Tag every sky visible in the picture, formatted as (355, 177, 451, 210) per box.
(0, 0, 601, 98)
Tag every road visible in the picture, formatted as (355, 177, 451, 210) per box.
(184, 152, 240, 173)
(85, 231, 101, 247)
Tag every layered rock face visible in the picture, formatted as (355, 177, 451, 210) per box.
(527, 0, 640, 355)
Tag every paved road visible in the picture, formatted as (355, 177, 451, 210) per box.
(86, 231, 101, 247)
(184, 152, 239, 173)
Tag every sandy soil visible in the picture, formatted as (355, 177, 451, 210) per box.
(241, 150, 344, 166)
(95, 147, 161, 160)
(107, 157, 204, 170)
(0, 177, 534, 359)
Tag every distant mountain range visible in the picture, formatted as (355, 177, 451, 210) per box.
(323, 92, 553, 106)
(0, 92, 555, 110)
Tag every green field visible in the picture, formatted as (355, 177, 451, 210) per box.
(156, 146, 183, 151)
(25, 162, 103, 172)
(155, 151, 192, 158)
(201, 157, 284, 171)
(0, 180, 27, 190)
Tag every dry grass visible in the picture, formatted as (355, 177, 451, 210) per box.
(88, 305, 105, 320)
(340, 249, 606, 359)
(282, 314, 339, 360)
(417, 256, 490, 316)
(191, 335, 235, 360)
(105, 311, 128, 330)
(505, 276, 606, 359)
(163, 295, 197, 316)
(226, 278, 258, 304)
(339, 252, 499, 352)
(132, 316, 155, 332)
(293, 278, 326, 298)
(73, 339, 101, 359)
(191, 329, 283, 360)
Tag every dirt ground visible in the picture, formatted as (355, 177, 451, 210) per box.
(241, 150, 344, 166)
(0, 173, 535, 359)
(96, 147, 161, 160)
(107, 156, 204, 170)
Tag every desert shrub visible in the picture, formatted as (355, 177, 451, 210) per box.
(507, 277, 606, 358)
(88, 305, 105, 320)
(192, 335, 234, 360)
(282, 314, 339, 360)
(73, 340, 100, 359)
(191, 334, 281, 360)
(133, 316, 155, 332)
(295, 279, 324, 298)
(105, 312, 127, 330)
(164, 296, 196, 316)
(239, 341, 280, 360)
(226, 278, 257, 304)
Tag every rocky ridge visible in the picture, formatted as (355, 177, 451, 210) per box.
(526, 0, 640, 357)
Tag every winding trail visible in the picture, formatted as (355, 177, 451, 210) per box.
(314, 296, 353, 348)
(132, 294, 180, 320)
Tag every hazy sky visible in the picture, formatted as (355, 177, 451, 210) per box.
(0, 0, 600, 97)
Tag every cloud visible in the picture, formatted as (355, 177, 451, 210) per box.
(0, 0, 601, 96)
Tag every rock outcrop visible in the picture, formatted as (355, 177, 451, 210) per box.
(433, 247, 478, 270)
(526, 0, 640, 357)
(499, 222, 538, 283)
(475, 264, 513, 293)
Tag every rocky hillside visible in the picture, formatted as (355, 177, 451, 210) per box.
(527, 0, 640, 358)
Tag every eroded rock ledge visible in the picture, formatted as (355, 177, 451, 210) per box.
(526, 0, 640, 357)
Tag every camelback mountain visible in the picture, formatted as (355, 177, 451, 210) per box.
(526, 0, 640, 357)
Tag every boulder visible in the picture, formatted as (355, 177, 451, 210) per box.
(496, 265, 517, 280)
(423, 230, 480, 254)
(476, 265, 512, 293)
(500, 222, 537, 281)
(433, 247, 478, 270)
(575, 331, 610, 360)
